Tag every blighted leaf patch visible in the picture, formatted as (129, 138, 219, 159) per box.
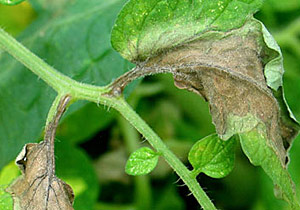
(111, 0, 300, 207)
(6, 96, 74, 210)
(138, 20, 299, 168)
(7, 142, 74, 210)
(110, 18, 300, 207)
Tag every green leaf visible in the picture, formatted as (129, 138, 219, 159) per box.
(125, 147, 159, 176)
(0, 162, 20, 210)
(239, 125, 300, 209)
(111, 0, 263, 61)
(55, 139, 99, 210)
(0, 189, 12, 210)
(0, 0, 132, 169)
(188, 134, 236, 178)
(0, 0, 24, 6)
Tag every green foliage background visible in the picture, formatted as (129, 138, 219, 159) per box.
(0, 0, 300, 209)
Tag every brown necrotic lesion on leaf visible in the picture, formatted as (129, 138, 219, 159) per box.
(6, 95, 74, 210)
(110, 21, 299, 167)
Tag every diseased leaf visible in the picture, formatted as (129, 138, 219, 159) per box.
(111, 0, 263, 61)
(0, 0, 131, 169)
(7, 142, 74, 210)
(125, 147, 159, 176)
(239, 125, 300, 208)
(111, 0, 300, 207)
(188, 134, 236, 178)
(139, 20, 298, 167)
(111, 0, 299, 167)
(6, 96, 74, 210)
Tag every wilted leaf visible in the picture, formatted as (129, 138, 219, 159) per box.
(7, 142, 74, 210)
(138, 20, 298, 167)
(6, 95, 74, 209)
(141, 20, 299, 205)
(125, 147, 159, 176)
(111, 0, 300, 207)
(111, 1, 299, 167)
(188, 134, 236, 178)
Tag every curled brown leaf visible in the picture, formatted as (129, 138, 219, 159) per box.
(6, 95, 74, 210)
(7, 142, 74, 210)
(110, 21, 298, 167)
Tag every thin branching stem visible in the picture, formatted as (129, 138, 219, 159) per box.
(0, 28, 217, 210)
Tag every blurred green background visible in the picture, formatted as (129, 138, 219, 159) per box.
(0, 0, 300, 210)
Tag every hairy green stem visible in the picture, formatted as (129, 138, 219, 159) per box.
(0, 28, 216, 210)
(0, 28, 110, 96)
(115, 100, 216, 209)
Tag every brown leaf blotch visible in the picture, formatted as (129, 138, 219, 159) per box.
(7, 141, 74, 210)
(142, 24, 296, 167)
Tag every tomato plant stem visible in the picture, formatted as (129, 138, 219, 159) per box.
(0, 28, 216, 210)
(114, 99, 217, 210)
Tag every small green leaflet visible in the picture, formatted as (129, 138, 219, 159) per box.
(125, 147, 159, 176)
(0, 0, 24, 5)
(188, 134, 236, 178)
